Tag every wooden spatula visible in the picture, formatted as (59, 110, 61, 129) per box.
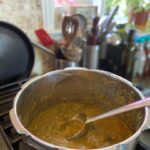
(62, 16, 79, 47)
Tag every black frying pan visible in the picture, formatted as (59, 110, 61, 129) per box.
(0, 21, 34, 85)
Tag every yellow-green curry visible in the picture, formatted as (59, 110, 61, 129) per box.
(28, 101, 134, 149)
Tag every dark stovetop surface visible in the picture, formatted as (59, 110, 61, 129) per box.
(0, 78, 35, 150)
(0, 126, 11, 150)
(0, 79, 150, 150)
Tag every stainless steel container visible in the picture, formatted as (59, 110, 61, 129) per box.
(10, 68, 150, 150)
(82, 46, 100, 69)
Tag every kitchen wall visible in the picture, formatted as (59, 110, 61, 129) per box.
(0, 0, 43, 40)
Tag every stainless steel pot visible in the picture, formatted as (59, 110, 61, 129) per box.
(10, 68, 150, 150)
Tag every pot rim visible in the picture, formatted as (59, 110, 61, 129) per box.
(11, 68, 148, 150)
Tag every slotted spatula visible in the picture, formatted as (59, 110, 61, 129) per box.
(62, 16, 79, 47)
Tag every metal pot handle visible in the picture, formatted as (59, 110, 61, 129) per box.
(9, 109, 28, 135)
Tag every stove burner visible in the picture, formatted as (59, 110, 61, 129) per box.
(0, 79, 36, 150)
(0, 78, 149, 150)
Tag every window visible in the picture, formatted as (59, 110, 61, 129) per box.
(41, 0, 104, 32)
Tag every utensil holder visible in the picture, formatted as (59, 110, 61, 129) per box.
(82, 45, 100, 69)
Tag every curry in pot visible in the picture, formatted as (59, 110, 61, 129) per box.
(28, 100, 138, 149)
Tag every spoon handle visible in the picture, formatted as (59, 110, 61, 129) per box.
(87, 97, 150, 124)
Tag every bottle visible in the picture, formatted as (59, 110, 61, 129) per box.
(132, 37, 146, 79)
(144, 35, 150, 76)
(124, 29, 136, 80)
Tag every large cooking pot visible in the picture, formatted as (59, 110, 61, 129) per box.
(10, 68, 150, 150)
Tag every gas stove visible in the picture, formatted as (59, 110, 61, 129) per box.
(0, 79, 150, 150)
(0, 79, 36, 150)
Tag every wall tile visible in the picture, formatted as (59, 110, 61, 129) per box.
(0, 0, 43, 40)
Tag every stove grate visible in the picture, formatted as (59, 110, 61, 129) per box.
(0, 79, 36, 150)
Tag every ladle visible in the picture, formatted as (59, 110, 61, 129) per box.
(66, 97, 150, 140)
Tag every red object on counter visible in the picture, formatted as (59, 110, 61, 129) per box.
(35, 29, 55, 47)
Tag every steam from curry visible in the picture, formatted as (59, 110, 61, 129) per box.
(28, 101, 136, 149)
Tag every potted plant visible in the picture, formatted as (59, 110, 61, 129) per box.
(105, 0, 149, 26)
(127, 0, 150, 26)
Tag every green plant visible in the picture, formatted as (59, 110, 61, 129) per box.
(127, 0, 150, 26)
(105, 0, 121, 13)
(126, 0, 150, 12)
(105, 0, 150, 13)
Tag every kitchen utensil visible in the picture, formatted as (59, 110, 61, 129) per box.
(98, 6, 119, 44)
(31, 40, 55, 56)
(92, 16, 100, 30)
(87, 16, 100, 45)
(72, 36, 86, 49)
(35, 29, 55, 47)
(101, 6, 119, 33)
(72, 14, 87, 37)
(60, 45, 82, 62)
(105, 22, 115, 34)
(32, 41, 80, 69)
(66, 97, 150, 140)
(0, 21, 34, 85)
(62, 16, 79, 47)
(10, 68, 150, 150)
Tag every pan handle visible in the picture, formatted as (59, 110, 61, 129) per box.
(9, 109, 28, 135)
(31, 40, 55, 56)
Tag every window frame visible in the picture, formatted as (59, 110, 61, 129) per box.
(41, 0, 105, 32)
